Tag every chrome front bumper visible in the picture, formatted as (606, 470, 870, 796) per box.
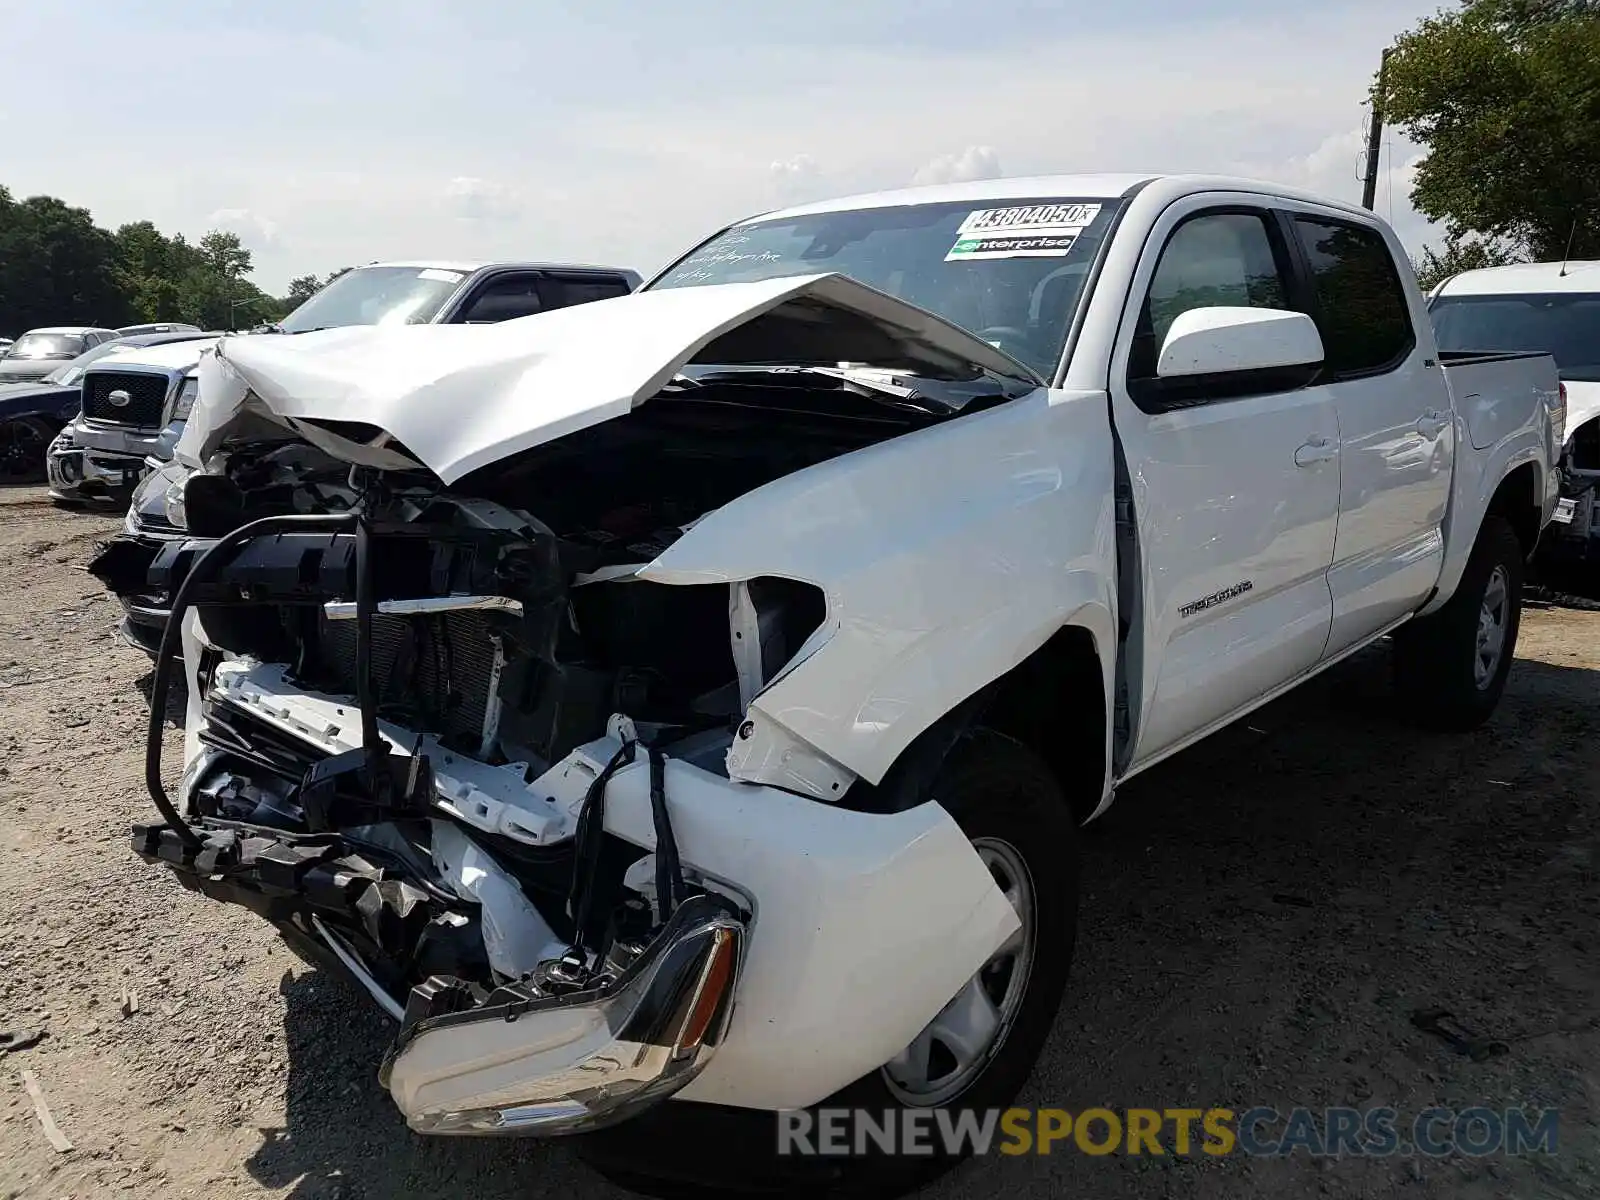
(380, 895, 745, 1137)
(47, 425, 155, 501)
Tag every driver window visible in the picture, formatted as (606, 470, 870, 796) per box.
(1129, 212, 1290, 381)
(457, 274, 546, 323)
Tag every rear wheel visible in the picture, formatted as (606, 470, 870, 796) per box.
(0, 416, 53, 485)
(1394, 515, 1524, 732)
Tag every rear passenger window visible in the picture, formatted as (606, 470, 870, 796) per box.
(1292, 218, 1414, 376)
(542, 275, 632, 308)
(1130, 212, 1291, 381)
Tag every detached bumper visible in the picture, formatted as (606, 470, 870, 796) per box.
(134, 811, 745, 1136)
(383, 896, 744, 1136)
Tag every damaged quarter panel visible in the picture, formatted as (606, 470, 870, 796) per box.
(643, 386, 1120, 791)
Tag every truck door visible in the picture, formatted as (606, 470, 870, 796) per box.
(1109, 200, 1341, 770)
(1279, 209, 1451, 654)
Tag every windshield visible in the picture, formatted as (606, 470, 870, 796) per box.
(277, 266, 467, 333)
(647, 197, 1124, 379)
(5, 333, 86, 361)
(42, 338, 132, 385)
(1431, 293, 1600, 382)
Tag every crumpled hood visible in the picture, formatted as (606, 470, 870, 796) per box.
(175, 273, 1042, 485)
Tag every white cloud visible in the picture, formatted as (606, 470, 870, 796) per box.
(769, 154, 818, 184)
(911, 146, 1002, 187)
(765, 154, 831, 207)
(1237, 127, 1440, 252)
(443, 176, 522, 223)
(205, 207, 282, 251)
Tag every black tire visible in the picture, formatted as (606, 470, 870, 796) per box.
(0, 416, 53, 485)
(580, 729, 1080, 1200)
(1394, 515, 1524, 732)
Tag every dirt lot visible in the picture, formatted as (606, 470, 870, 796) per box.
(0, 484, 1595, 1200)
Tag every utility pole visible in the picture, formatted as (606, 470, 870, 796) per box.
(1361, 48, 1392, 211)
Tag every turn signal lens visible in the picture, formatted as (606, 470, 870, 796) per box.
(674, 927, 737, 1057)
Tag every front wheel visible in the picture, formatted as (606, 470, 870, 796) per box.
(579, 730, 1081, 1200)
(1394, 515, 1524, 732)
(796, 729, 1081, 1197)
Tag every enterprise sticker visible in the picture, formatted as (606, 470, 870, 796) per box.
(946, 203, 1102, 261)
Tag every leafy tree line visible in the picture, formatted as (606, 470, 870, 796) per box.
(1388, 0, 1600, 289)
(0, 185, 340, 337)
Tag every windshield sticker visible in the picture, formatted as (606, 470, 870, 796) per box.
(957, 203, 1102, 235)
(417, 269, 465, 283)
(945, 203, 1102, 261)
(946, 233, 1079, 261)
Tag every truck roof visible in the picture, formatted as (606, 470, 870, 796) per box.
(360, 259, 639, 277)
(1433, 261, 1600, 296)
(747, 173, 1384, 226)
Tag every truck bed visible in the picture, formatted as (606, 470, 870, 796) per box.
(1438, 351, 1560, 453)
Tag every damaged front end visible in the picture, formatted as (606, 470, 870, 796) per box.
(114, 465, 785, 1132)
(97, 275, 1037, 1134)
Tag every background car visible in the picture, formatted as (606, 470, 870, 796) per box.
(115, 322, 202, 336)
(0, 330, 217, 484)
(0, 326, 122, 383)
(106, 257, 641, 655)
(0, 337, 13, 353)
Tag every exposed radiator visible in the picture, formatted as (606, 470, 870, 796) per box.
(317, 610, 503, 749)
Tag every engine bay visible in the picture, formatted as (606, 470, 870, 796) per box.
(92, 374, 963, 1031)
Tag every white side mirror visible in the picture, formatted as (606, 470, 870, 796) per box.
(1157, 307, 1324, 379)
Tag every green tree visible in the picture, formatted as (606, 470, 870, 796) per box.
(0, 181, 316, 336)
(284, 274, 323, 307)
(1382, 0, 1600, 260)
(0, 190, 129, 332)
(175, 231, 278, 329)
(1412, 234, 1525, 292)
(196, 230, 253, 279)
(113, 221, 194, 323)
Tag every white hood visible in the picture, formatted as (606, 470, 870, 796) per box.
(176, 274, 1041, 485)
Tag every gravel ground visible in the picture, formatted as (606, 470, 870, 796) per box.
(0, 484, 1596, 1200)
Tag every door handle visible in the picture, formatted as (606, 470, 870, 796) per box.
(1416, 409, 1449, 438)
(1294, 436, 1337, 468)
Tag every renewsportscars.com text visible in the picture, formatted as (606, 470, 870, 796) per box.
(776, 1106, 1560, 1158)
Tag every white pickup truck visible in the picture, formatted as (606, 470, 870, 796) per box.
(96, 174, 1561, 1197)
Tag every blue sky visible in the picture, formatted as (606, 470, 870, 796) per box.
(0, 0, 1445, 292)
